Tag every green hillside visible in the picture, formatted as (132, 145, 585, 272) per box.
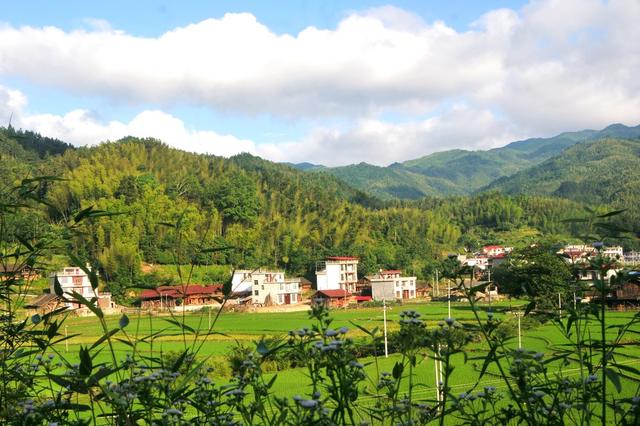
(315, 123, 640, 199)
(487, 137, 640, 211)
(1, 128, 611, 302)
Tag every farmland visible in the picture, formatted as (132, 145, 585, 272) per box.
(48, 300, 640, 401)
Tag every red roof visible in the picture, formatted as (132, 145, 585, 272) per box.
(483, 245, 503, 250)
(326, 256, 359, 261)
(139, 284, 222, 300)
(355, 296, 372, 302)
(314, 289, 349, 298)
(492, 253, 506, 259)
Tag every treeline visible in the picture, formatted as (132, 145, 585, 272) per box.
(0, 130, 631, 300)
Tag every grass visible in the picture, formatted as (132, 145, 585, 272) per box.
(33, 300, 640, 423)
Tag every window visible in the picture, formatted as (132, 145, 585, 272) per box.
(396, 291, 401, 298)
(261, 285, 264, 290)
(278, 295, 283, 304)
(292, 294, 297, 302)
(254, 290, 259, 296)
(280, 284, 284, 291)
(254, 280, 259, 286)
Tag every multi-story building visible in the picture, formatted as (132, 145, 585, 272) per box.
(315, 256, 359, 293)
(50, 265, 114, 311)
(368, 269, 417, 301)
(233, 269, 300, 305)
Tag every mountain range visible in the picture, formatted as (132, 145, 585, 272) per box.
(290, 123, 640, 201)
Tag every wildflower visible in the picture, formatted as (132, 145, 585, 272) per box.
(298, 399, 318, 409)
(534, 352, 544, 360)
(484, 386, 496, 393)
(338, 326, 349, 334)
(585, 374, 598, 384)
(349, 361, 364, 369)
(325, 329, 338, 337)
(445, 318, 455, 326)
(459, 392, 468, 400)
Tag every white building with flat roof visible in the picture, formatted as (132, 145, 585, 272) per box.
(316, 256, 359, 293)
(50, 266, 114, 311)
(233, 269, 300, 305)
(368, 270, 416, 300)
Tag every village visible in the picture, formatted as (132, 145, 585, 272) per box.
(23, 244, 640, 317)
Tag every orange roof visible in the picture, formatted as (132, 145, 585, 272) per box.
(314, 289, 349, 298)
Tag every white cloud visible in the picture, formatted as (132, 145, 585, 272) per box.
(0, 85, 257, 157)
(258, 106, 521, 166)
(1, 0, 640, 164)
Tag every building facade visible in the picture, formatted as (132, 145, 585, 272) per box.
(315, 256, 359, 293)
(232, 269, 300, 306)
(368, 270, 417, 300)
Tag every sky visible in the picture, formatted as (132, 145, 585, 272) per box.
(0, 0, 639, 166)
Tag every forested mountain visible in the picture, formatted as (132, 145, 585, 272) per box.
(487, 137, 640, 224)
(1, 128, 615, 301)
(306, 123, 640, 200)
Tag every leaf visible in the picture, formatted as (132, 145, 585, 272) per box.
(597, 209, 626, 218)
(78, 346, 93, 376)
(119, 314, 130, 329)
(170, 350, 190, 373)
(524, 301, 536, 316)
(605, 368, 622, 393)
(52, 275, 64, 297)
(73, 206, 95, 223)
(392, 361, 404, 380)
(256, 340, 269, 356)
(90, 328, 120, 350)
(70, 291, 103, 319)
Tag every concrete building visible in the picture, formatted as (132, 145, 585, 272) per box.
(232, 269, 300, 306)
(315, 256, 359, 293)
(368, 270, 417, 301)
(51, 265, 115, 311)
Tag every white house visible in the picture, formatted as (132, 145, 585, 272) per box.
(315, 256, 358, 293)
(50, 266, 114, 311)
(602, 246, 623, 259)
(368, 269, 416, 300)
(233, 269, 300, 305)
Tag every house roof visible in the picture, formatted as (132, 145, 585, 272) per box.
(355, 296, 372, 302)
(326, 256, 359, 261)
(381, 270, 402, 274)
(314, 289, 349, 298)
(483, 245, 503, 250)
(139, 284, 222, 300)
(25, 293, 60, 308)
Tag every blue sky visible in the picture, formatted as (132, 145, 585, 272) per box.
(0, 0, 638, 165)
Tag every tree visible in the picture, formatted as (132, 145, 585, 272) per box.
(492, 245, 572, 311)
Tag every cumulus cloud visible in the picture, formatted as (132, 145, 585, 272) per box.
(0, 85, 257, 157)
(0, 84, 518, 166)
(1, 0, 639, 164)
(259, 105, 520, 166)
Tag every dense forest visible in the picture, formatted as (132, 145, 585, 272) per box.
(0, 126, 635, 301)
(308, 123, 640, 200)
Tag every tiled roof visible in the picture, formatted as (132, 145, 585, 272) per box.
(139, 284, 223, 300)
(314, 289, 349, 298)
(326, 256, 359, 261)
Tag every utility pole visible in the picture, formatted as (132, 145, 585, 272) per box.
(558, 293, 562, 318)
(383, 298, 388, 358)
(517, 312, 522, 348)
(435, 269, 439, 298)
(447, 280, 451, 319)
